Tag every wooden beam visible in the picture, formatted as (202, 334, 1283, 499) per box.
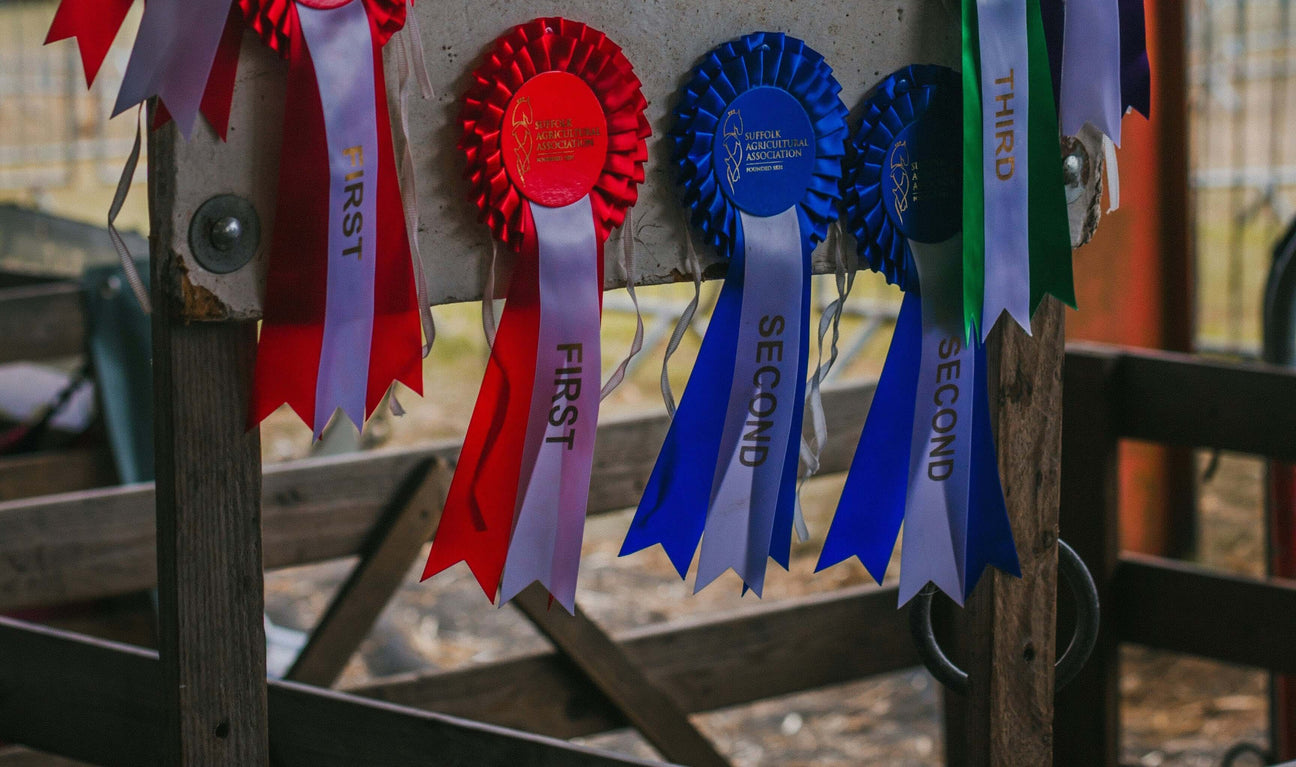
(0, 282, 84, 364)
(0, 447, 116, 501)
(286, 458, 452, 687)
(1054, 347, 1121, 767)
(358, 584, 917, 738)
(0, 380, 876, 611)
(512, 586, 730, 767)
(0, 748, 89, 766)
(0, 618, 658, 767)
(1068, 343, 1296, 460)
(150, 123, 268, 764)
(1113, 554, 1296, 673)
(947, 302, 1066, 767)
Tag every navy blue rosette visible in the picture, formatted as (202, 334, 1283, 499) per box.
(620, 32, 848, 595)
(817, 64, 1020, 606)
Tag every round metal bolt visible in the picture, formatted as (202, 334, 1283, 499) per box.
(189, 194, 260, 274)
(1062, 153, 1082, 186)
(209, 216, 243, 252)
(1061, 136, 1091, 205)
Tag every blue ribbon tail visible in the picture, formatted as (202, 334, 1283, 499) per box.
(816, 291, 923, 582)
(962, 339, 1022, 600)
(769, 237, 815, 570)
(619, 248, 745, 579)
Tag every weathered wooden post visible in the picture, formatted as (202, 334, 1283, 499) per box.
(944, 306, 1066, 766)
(146, 41, 284, 759)
(943, 127, 1106, 766)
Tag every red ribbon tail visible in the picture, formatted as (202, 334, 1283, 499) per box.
(45, 0, 135, 89)
(250, 30, 328, 429)
(423, 210, 542, 601)
(365, 21, 422, 416)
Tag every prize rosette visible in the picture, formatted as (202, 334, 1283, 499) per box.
(45, 0, 426, 437)
(619, 32, 847, 596)
(816, 64, 1020, 606)
(242, 0, 423, 437)
(421, 18, 649, 611)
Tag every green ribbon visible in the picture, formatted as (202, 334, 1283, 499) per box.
(1025, 0, 1075, 313)
(962, 0, 1075, 339)
(961, 0, 985, 340)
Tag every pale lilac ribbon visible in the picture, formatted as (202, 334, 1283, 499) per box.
(660, 212, 705, 419)
(392, 25, 437, 358)
(897, 236, 977, 606)
(1103, 133, 1120, 212)
(499, 195, 602, 612)
(695, 207, 804, 596)
(796, 221, 853, 543)
(599, 209, 644, 400)
(112, 0, 232, 138)
(298, 0, 380, 437)
(107, 106, 150, 313)
(978, 0, 1032, 339)
(1060, 0, 1123, 144)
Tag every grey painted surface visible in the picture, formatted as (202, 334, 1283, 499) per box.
(160, 3, 1103, 318)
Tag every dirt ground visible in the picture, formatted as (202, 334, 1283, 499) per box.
(259, 291, 1278, 767)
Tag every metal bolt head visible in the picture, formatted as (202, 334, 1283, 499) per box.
(1062, 153, 1083, 187)
(1062, 144, 1089, 204)
(189, 194, 260, 274)
(209, 216, 243, 252)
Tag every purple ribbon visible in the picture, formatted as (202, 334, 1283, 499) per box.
(898, 237, 978, 605)
(977, 0, 1033, 338)
(1059, 0, 1124, 143)
(694, 207, 804, 596)
(112, 0, 231, 138)
(295, 0, 381, 437)
(499, 195, 602, 613)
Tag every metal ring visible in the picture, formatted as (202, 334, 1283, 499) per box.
(908, 539, 1100, 696)
(1219, 742, 1271, 767)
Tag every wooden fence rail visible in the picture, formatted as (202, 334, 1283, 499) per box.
(5, 344, 1296, 765)
(1055, 342, 1296, 766)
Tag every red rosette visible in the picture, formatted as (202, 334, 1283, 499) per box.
(459, 17, 650, 249)
(238, 0, 406, 56)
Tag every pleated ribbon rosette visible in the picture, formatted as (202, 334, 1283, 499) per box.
(420, 18, 649, 612)
(619, 32, 848, 597)
(817, 65, 1020, 606)
(45, 0, 426, 436)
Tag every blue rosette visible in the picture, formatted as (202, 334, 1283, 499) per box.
(818, 64, 1019, 606)
(621, 32, 848, 595)
(843, 64, 962, 294)
(672, 32, 848, 259)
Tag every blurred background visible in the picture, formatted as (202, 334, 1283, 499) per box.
(1, 1, 1294, 765)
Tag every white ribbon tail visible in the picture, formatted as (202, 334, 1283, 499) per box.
(601, 208, 644, 400)
(660, 212, 704, 419)
(1103, 133, 1120, 213)
(482, 239, 501, 350)
(393, 27, 436, 357)
(108, 106, 151, 314)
